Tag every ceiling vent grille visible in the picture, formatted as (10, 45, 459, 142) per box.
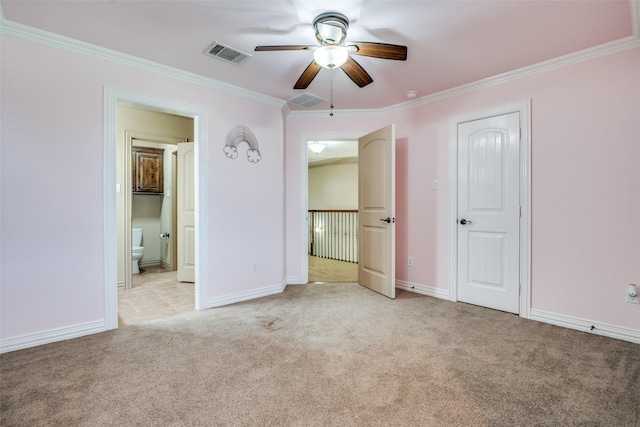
(288, 93, 327, 108)
(205, 42, 252, 65)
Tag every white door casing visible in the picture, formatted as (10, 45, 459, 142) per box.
(104, 87, 208, 330)
(177, 142, 196, 283)
(448, 100, 531, 318)
(358, 125, 396, 299)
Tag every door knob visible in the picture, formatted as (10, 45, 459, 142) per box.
(459, 219, 472, 225)
(380, 217, 391, 223)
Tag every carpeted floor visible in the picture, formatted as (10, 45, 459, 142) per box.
(1, 283, 638, 426)
(308, 256, 358, 283)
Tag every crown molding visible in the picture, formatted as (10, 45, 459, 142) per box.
(0, 17, 286, 109)
(2, 0, 637, 117)
(290, 36, 640, 119)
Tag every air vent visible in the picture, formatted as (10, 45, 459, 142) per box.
(288, 93, 327, 108)
(204, 42, 252, 65)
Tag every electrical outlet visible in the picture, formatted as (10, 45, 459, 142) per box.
(408, 256, 414, 267)
(626, 284, 639, 304)
(252, 261, 258, 272)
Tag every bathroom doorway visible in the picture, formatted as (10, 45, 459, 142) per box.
(116, 104, 197, 325)
(104, 87, 209, 331)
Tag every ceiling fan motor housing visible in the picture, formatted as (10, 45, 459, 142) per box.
(314, 12, 349, 45)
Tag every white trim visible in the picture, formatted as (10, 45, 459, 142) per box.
(448, 100, 532, 318)
(289, 22, 640, 119)
(2, 1, 639, 118)
(0, 19, 284, 109)
(298, 131, 364, 285)
(206, 282, 287, 308)
(2, 6, 637, 118)
(103, 88, 118, 330)
(0, 321, 105, 354)
(396, 280, 449, 300)
(530, 309, 640, 345)
(286, 276, 305, 285)
(104, 87, 209, 330)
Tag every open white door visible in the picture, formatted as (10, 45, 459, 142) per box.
(177, 142, 195, 283)
(457, 113, 520, 313)
(358, 125, 396, 298)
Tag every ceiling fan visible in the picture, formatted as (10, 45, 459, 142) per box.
(255, 12, 407, 89)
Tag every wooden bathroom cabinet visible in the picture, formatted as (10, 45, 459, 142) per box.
(132, 147, 164, 194)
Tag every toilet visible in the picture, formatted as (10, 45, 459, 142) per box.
(131, 228, 145, 274)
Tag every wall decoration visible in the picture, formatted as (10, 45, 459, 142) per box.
(224, 125, 261, 163)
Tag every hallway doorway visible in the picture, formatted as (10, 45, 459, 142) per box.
(306, 139, 359, 283)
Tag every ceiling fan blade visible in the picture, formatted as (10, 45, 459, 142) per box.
(347, 42, 407, 60)
(341, 57, 373, 88)
(255, 45, 315, 52)
(294, 61, 322, 89)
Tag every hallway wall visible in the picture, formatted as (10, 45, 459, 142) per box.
(308, 162, 357, 210)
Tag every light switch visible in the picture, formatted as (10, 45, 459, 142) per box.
(431, 180, 438, 191)
(116, 183, 121, 193)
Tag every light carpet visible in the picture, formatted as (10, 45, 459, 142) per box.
(308, 256, 358, 283)
(1, 284, 638, 426)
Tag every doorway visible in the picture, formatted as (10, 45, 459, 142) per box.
(306, 139, 359, 283)
(103, 88, 209, 331)
(118, 135, 196, 325)
(124, 135, 183, 290)
(300, 125, 397, 300)
(449, 100, 531, 318)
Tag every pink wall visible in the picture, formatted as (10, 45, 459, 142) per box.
(1, 31, 638, 347)
(0, 34, 285, 341)
(286, 48, 640, 331)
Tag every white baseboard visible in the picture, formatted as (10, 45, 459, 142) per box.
(140, 260, 161, 267)
(530, 309, 640, 345)
(396, 280, 450, 300)
(0, 320, 107, 354)
(286, 276, 305, 285)
(205, 281, 287, 308)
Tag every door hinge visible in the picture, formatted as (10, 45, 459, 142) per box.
(519, 128, 522, 140)
(519, 206, 522, 218)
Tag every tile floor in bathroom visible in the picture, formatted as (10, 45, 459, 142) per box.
(118, 265, 195, 326)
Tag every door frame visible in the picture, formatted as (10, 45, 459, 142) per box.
(103, 87, 209, 330)
(298, 131, 363, 285)
(448, 100, 531, 318)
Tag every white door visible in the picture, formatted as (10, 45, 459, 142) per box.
(177, 142, 195, 283)
(457, 112, 520, 313)
(358, 125, 396, 298)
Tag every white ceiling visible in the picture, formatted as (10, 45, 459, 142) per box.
(1, 1, 636, 111)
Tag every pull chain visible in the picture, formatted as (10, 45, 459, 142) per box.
(330, 68, 334, 117)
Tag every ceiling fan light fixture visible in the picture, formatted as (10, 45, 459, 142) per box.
(308, 141, 327, 154)
(314, 46, 349, 69)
